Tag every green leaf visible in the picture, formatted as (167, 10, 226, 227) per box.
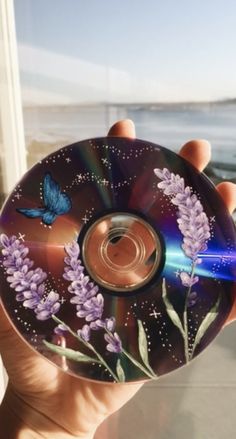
(162, 278, 185, 338)
(116, 358, 126, 382)
(137, 320, 150, 366)
(137, 319, 156, 377)
(43, 340, 99, 363)
(191, 294, 221, 358)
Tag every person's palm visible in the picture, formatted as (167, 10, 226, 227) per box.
(0, 119, 236, 438)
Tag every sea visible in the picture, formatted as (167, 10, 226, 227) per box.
(23, 102, 236, 182)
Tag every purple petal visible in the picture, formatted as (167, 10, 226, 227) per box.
(47, 290, 60, 304)
(104, 332, 122, 353)
(180, 272, 199, 287)
(90, 319, 105, 330)
(54, 323, 68, 335)
(23, 298, 39, 309)
(51, 302, 60, 314)
(77, 324, 91, 342)
(105, 317, 116, 332)
(64, 241, 80, 259)
(0, 233, 10, 247)
(35, 310, 51, 320)
(15, 292, 25, 301)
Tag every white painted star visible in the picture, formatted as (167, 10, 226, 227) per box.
(66, 157, 71, 163)
(18, 233, 25, 241)
(82, 215, 89, 224)
(15, 193, 22, 199)
(101, 179, 109, 186)
(102, 158, 108, 164)
(149, 310, 161, 319)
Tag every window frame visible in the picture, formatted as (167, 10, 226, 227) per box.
(0, 0, 27, 196)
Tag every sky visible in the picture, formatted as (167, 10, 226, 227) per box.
(14, 0, 236, 104)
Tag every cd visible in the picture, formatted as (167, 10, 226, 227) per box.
(0, 137, 235, 383)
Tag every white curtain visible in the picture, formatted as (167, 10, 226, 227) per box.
(0, 357, 7, 403)
(0, 0, 25, 404)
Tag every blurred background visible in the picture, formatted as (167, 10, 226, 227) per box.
(0, 1, 236, 438)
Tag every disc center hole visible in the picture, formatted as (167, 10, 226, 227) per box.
(82, 212, 162, 292)
(105, 229, 140, 269)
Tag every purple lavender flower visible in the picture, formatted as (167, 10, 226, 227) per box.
(0, 233, 60, 320)
(69, 280, 99, 305)
(63, 264, 84, 282)
(179, 272, 199, 288)
(154, 167, 211, 315)
(187, 291, 198, 307)
(76, 294, 104, 322)
(64, 242, 105, 322)
(63, 241, 122, 351)
(63, 242, 99, 307)
(90, 319, 105, 330)
(154, 168, 211, 262)
(54, 323, 68, 335)
(104, 332, 122, 353)
(7, 267, 47, 292)
(90, 317, 116, 331)
(64, 241, 80, 259)
(21, 284, 45, 309)
(104, 317, 116, 332)
(77, 324, 91, 342)
(35, 290, 60, 321)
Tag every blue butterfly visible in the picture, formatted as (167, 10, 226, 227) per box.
(17, 173, 72, 225)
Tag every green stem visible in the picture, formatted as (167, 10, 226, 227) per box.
(183, 260, 197, 363)
(52, 315, 119, 382)
(144, 361, 157, 378)
(122, 347, 158, 380)
(86, 342, 120, 383)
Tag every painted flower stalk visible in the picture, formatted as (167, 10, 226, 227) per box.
(154, 168, 213, 361)
(61, 241, 156, 379)
(0, 234, 61, 320)
(154, 167, 211, 264)
(0, 233, 157, 382)
(62, 240, 122, 353)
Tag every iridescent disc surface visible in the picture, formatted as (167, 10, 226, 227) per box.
(0, 137, 235, 383)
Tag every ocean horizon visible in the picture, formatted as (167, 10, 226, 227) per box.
(23, 101, 236, 183)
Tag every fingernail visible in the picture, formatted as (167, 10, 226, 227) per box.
(121, 119, 136, 137)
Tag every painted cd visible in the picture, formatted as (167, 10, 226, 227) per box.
(0, 137, 235, 383)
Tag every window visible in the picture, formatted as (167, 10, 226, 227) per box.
(0, 0, 236, 435)
(13, 0, 236, 192)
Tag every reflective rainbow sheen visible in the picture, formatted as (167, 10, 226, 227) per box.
(165, 241, 236, 282)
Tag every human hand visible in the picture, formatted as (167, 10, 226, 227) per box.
(0, 119, 235, 439)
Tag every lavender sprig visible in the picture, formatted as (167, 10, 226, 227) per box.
(62, 240, 122, 353)
(0, 234, 61, 320)
(62, 240, 157, 378)
(154, 168, 211, 264)
(52, 315, 120, 382)
(0, 233, 157, 379)
(154, 168, 211, 361)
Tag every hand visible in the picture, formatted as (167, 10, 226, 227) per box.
(0, 119, 235, 439)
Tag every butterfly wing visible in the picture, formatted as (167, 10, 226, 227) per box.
(43, 173, 61, 211)
(54, 193, 72, 215)
(43, 173, 72, 215)
(42, 211, 57, 226)
(17, 174, 72, 226)
(16, 208, 45, 218)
